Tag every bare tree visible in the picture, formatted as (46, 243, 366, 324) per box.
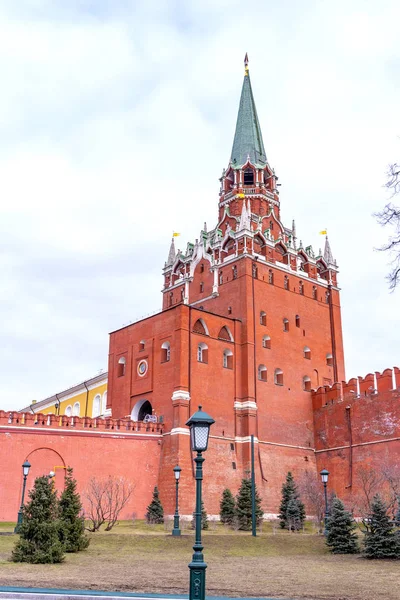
(84, 477, 108, 532)
(381, 462, 400, 519)
(355, 466, 385, 519)
(84, 476, 134, 532)
(104, 476, 134, 531)
(297, 470, 325, 532)
(375, 162, 400, 290)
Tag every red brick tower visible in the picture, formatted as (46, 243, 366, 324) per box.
(108, 55, 345, 516)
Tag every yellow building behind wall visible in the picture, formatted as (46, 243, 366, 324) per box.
(20, 373, 109, 418)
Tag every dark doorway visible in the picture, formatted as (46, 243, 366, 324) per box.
(138, 400, 152, 421)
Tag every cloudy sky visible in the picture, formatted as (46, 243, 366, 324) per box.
(1, 0, 399, 410)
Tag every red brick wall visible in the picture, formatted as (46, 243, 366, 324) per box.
(0, 412, 161, 522)
(312, 367, 400, 509)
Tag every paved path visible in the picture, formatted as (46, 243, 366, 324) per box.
(0, 587, 289, 600)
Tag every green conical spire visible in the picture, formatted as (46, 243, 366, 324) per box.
(230, 54, 267, 169)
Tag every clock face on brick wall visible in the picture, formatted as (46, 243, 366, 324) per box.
(137, 360, 148, 377)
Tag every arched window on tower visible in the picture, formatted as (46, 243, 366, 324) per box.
(284, 276, 289, 290)
(197, 342, 208, 364)
(299, 281, 304, 295)
(218, 326, 234, 342)
(274, 369, 284, 386)
(73, 402, 80, 416)
(244, 168, 254, 185)
(258, 364, 267, 382)
(312, 286, 318, 300)
(232, 265, 238, 279)
(223, 349, 233, 369)
(295, 315, 301, 328)
(200, 282, 204, 293)
(325, 290, 330, 304)
(260, 311, 267, 326)
(219, 271, 223, 285)
(262, 335, 271, 349)
(326, 353, 333, 367)
(252, 263, 258, 279)
(303, 376, 311, 392)
(169, 291, 173, 306)
(139, 340, 145, 351)
(193, 319, 209, 335)
(283, 318, 289, 332)
(161, 341, 171, 363)
(268, 270, 274, 284)
(303, 346, 311, 360)
(117, 357, 126, 377)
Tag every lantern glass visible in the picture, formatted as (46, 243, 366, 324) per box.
(191, 424, 210, 452)
(320, 469, 329, 483)
(173, 466, 181, 481)
(22, 461, 31, 477)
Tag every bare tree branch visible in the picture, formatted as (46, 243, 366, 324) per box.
(104, 476, 134, 531)
(375, 162, 400, 290)
(84, 476, 134, 532)
(297, 470, 325, 532)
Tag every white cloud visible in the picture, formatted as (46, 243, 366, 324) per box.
(0, 0, 399, 409)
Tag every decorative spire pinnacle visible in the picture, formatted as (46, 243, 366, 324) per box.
(166, 238, 176, 266)
(239, 199, 251, 231)
(324, 236, 334, 264)
(230, 57, 267, 169)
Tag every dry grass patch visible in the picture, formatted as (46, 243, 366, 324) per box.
(0, 522, 399, 600)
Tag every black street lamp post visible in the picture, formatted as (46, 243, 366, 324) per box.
(186, 406, 215, 600)
(320, 468, 330, 535)
(15, 460, 31, 533)
(172, 465, 182, 536)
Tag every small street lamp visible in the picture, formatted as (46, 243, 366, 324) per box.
(14, 460, 31, 533)
(172, 465, 182, 536)
(186, 405, 215, 600)
(320, 468, 330, 535)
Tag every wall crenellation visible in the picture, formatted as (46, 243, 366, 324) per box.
(1, 411, 163, 435)
(312, 366, 400, 410)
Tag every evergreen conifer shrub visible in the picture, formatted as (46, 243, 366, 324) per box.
(59, 467, 90, 552)
(12, 476, 65, 564)
(191, 500, 209, 530)
(394, 497, 400, 528)
(235, 478, 263, 531)
(363, 495, 400, 559)
(286, 498, 303, 532)
(146, 487, 164, 524)
(278, 472, 305, 530)
(220, 489, 236, 526)
(326, 498, 359, 554)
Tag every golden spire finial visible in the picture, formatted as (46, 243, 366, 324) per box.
(244, 52, 249, 76)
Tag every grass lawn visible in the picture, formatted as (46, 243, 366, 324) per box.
(0, 521, 399, 600)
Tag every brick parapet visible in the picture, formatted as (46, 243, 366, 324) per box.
(311, 366, 400, 410)
(0, 410, 163, 435)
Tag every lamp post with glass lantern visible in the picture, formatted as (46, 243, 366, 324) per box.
(186, 406, 215, 600)
(14, 460, 31, 533)
(320, 468, 330, 535)
(172, 465, 182, 536)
